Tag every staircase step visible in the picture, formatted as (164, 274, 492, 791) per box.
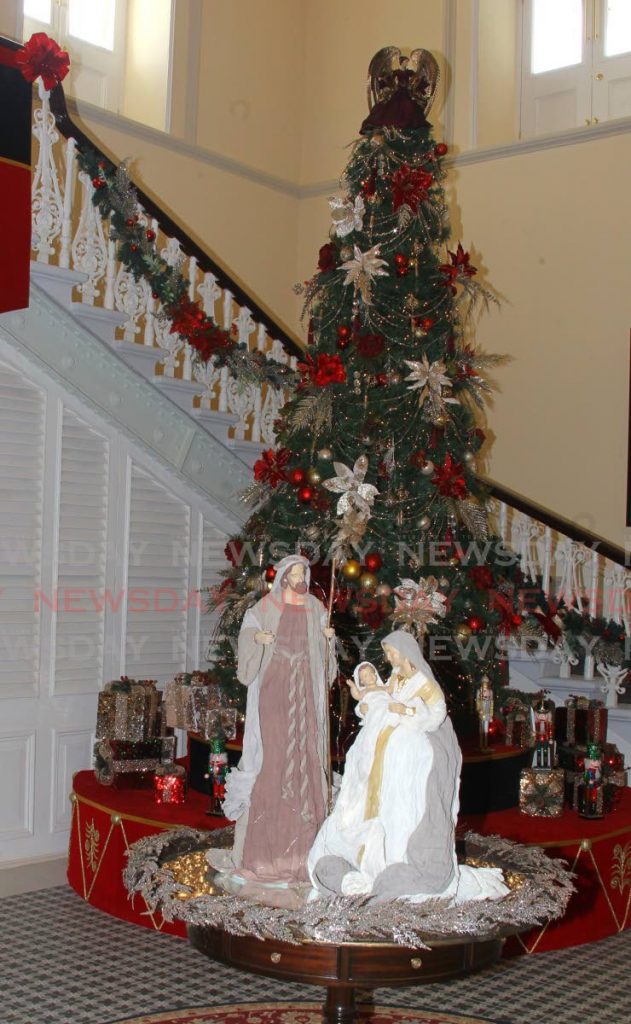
(227, 437, 265, 468)
(153, 375, 202, 413)
(110, 340, 161, 378)
(30, 262, 86, 305)
(193, 407, 240, 445)
(69, 303, 129, 343)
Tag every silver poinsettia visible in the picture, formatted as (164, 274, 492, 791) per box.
(392, 575, 448, 635)
(329, 194, 366, 238)
(340, 244, 389, 305)
(322, 454, 379, 517)
(404, 355, 459, 420)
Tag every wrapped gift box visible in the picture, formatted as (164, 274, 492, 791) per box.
(165, 671, 232, 738)
(519, 767, 565, 817)
(554, 697, 607, 747)
(96, 678, 160, 742)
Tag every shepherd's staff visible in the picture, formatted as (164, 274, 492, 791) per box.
(324, 555, 337, 813)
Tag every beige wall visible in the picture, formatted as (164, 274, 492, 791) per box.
(77, 0, 625, 548)
(122, 0, 173, 131)
(0, 0, 19, 40)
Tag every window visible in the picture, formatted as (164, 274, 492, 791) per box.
(21, 0, 174, 132)
(521, 0, 631, 137)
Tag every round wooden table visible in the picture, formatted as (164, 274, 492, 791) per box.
(188, 923, 508, 1024)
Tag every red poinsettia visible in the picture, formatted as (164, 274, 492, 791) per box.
(297, 353, 346, 387)
(492, 590, 523, 635)
(318, 243, 337, 273)
(16, 32, 70, 90)
(439, 243, 477, 294)
(356, 332, 385, 358)
(253, 447, 291, 488)
(432, 453, 468, 499)
(468, 565, 494, 590)
(391, 164, 433, 212)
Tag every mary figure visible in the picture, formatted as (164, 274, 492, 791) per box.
(308, 630, 508, 903)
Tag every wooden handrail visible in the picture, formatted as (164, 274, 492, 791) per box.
(481, 475, 627, 567)
(46, 80, 303, 360)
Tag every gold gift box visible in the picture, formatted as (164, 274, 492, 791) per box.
(96, 680, 160, 742)
(519, 767, 565, 818)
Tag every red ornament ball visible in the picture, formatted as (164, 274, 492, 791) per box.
(288, 467, 306, 487)
(146, 229, 156, 242)
(394, 253, 408, 267)
(467, 615, 485, 633)
(435, 142, 448, 157)
(151, 291, 159, 300)
(92, 176, 105, 189)
(420, 316, 435, 332)
(264, 565, 276, 582)
(337, 324, 351, 340)
(375, 372, 388, 387)
(364, 552, 382, 573)
(297, 485, 314, 504)
(126, 218, 135, 228)
(130, 243, 138, 252)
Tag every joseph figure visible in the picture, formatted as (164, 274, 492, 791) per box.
(221, 554, 336, 882)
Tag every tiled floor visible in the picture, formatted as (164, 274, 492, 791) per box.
(2, 886, 630, 1024)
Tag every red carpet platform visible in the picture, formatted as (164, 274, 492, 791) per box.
(68, 769, 631, 952)
(459, 789, 631, 954)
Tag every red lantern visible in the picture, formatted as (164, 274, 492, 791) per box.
(364, 552, 382, 573)
(288, 467, 306, 486)
(297, 485, 314, 503)
(153, 764, 187, 805)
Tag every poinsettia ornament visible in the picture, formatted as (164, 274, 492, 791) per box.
(252, 448, 291, 488)
(404, 355, 459, 421)
(322, 454, 378, 517)
(340, 245, 389, 305)
(329, 194, 366, 237)
(392, 575, 448, 636)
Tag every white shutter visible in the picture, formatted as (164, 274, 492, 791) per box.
(198, 519, 229, 669)
(0, 363, 45, 698)
(125, 464, 190, 683)
(593, 0, 631, 125)
(54, 409, 109, 694)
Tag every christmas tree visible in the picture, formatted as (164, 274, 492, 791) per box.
(209, 49, 532, 736)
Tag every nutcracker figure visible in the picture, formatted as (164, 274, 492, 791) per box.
(531, 692, 555, 768)
(475, 676, 494, 750)
(204, 735, 229, 816)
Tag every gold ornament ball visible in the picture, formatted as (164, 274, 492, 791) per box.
(433, 414, 449, 428)
(318, 447, 333, 461)
(111, 812, 122, 825)
(448, 555, 460, 567)
(342, 559, 362, 580)
(307, 467, 322, 485)
(420, 460, 435, 477)
(439, 576, 450, 587)
(359, 571, 378, 591)
(304, 524, 320, 541)
(454, 623, 472, 642)
(340, 246, 353, 261)
(375, 582, 392, 597)
(414, 327, 425, 339)
(417, 515, 431, 530)
(463, 450, 476, 464)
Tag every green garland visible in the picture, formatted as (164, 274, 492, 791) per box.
(75, 146, 296, 389)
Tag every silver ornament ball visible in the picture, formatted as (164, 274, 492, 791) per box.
(420, 460, 435, 477)
(417, 515, 431, 530)
(318, 447, 333, 461)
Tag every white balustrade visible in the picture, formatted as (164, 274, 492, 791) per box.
(27, 88, 290, 439)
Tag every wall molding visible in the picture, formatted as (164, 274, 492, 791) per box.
(70, 95, 631, 203)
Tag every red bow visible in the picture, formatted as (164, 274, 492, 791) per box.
(16, 33, 70, 91)
(297, 353, 346, 388)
